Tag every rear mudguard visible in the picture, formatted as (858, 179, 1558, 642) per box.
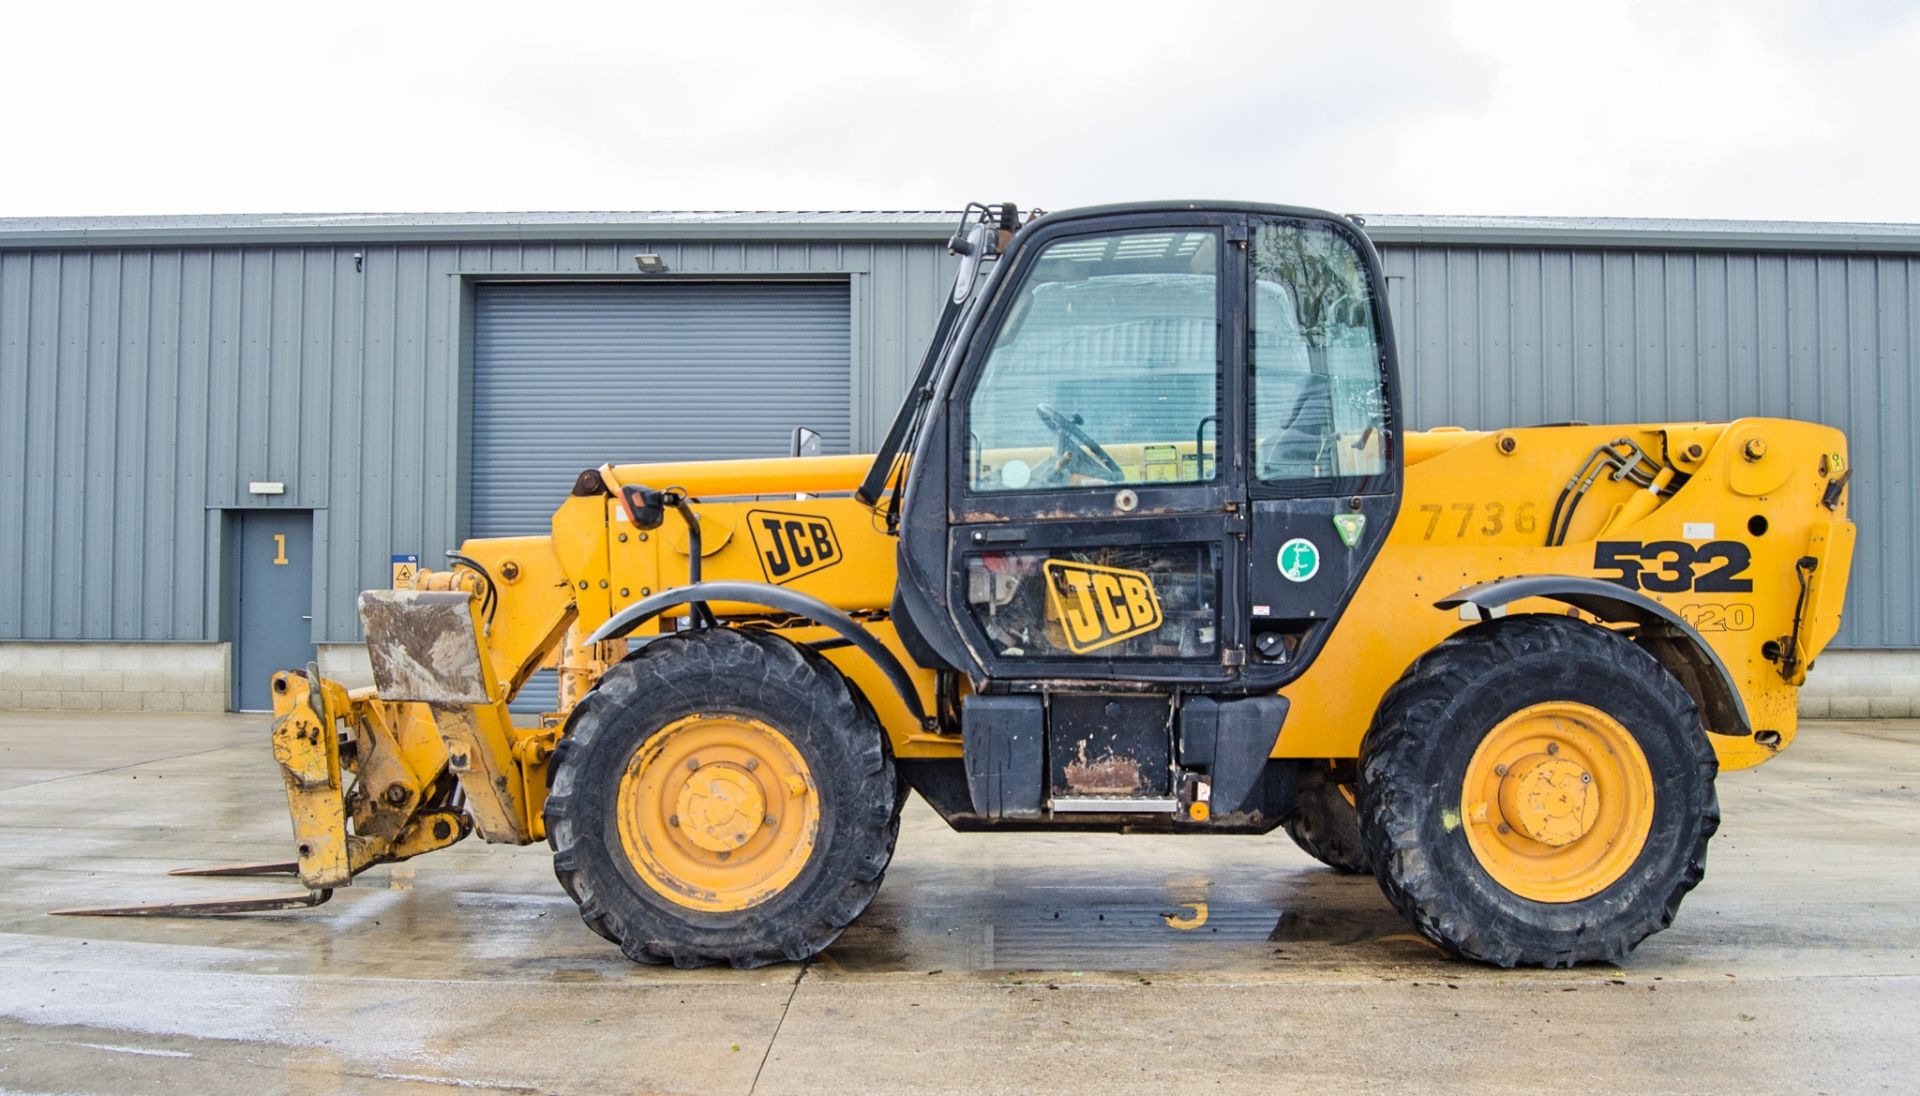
(1436, 575, 1752, 737)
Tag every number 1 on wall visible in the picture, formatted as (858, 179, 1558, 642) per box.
(273, 533, 288, 566)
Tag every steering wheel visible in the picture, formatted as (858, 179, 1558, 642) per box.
(1036, 403, 1126, 483)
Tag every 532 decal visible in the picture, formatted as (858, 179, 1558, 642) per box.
(1593, 540, 1753, 594)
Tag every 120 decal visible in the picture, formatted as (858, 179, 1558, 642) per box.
(1593, 540, 1753, 594)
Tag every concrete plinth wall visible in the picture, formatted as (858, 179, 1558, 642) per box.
(0, 643, 229, 712)
(316, 643, 375, 690)
(1797, 650, 1920, 719)
(1, 640, 1913, 719)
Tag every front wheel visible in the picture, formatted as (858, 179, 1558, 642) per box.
(545, 628, 899, 968)
(1358, 615, 1719, 968)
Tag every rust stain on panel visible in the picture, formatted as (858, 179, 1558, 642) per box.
(1062, 741, 1146, 795)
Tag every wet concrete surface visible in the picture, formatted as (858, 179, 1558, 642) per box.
(1, 713, 1916, 1094)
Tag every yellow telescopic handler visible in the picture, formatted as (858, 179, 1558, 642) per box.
(62, 201, 1857, 969)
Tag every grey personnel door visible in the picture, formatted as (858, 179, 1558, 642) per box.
(233, 511, 315, 711)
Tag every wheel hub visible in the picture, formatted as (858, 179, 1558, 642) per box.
(674, 763, 767, 852)
(1460, 701, 1656, 903)
(614, 714, 819, 913)
(1496, 753, 1596, 847)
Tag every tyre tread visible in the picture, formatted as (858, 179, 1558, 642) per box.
(545, 627, 899, 968)
(1358, 615, 1719, 968)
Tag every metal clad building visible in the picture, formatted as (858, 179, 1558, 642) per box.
(1369, 216, 1919, 655)
(0, 210, 1914, 713)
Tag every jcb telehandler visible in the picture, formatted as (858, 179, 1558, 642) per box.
(67, 201, 1857, 969)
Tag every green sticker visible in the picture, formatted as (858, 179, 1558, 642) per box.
(1332, 512, 1366, 548)
(1277, 537, 1320, 582)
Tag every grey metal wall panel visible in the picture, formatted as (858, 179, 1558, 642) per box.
(1378, 244, 1920, 647)
(469, 281, 853, 537)
(0, 237, 949, 647)
(0, 222, 1909, 651)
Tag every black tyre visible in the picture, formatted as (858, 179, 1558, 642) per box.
(546, 627, 898, 968)
(1282, 769, 1370, 874)
(1357, 615, 1718, 968)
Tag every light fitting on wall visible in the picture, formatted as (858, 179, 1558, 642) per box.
(633, 253, 669, 273)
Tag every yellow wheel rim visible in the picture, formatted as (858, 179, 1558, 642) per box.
(615, 714, 819, 913)
(1460, 702, 1654, 903)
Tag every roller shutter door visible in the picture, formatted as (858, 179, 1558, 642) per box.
(471, 281, 851, 714)
(470, 281, 852, 537)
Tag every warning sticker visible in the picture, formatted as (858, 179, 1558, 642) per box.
(1277, 538, 1321, 583)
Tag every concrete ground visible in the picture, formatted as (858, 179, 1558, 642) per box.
(0, 715, 1915, 1095)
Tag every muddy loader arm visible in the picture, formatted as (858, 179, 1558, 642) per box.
(264, 534, 580, 889)
(103, 455, 886, 915)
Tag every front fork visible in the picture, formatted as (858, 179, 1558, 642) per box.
(270, 668, 477, 889)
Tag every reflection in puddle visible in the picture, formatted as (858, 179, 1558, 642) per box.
(1163, 902, 1208, 930)
(824, 854, 1426, 973)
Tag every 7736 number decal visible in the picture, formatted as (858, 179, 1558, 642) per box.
(1593, 540, 1753, 594)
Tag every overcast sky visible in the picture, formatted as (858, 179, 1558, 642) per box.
(4, 0, 1916, 222)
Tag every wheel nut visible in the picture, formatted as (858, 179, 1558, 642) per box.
(716, 850, 730, 862)
(1581, 773, 1592, 784)
(1546, 742, 1560, 755)
(1494, 764, 1508, 777)
(1497, 823, 1511, 835)
(745, 758, 760, 771)
(668, 814, 680, 827)
(764, 814, 777, 827)
(687, 758, 701, 771)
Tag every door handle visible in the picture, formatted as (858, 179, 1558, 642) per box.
(301, 615, 313, 621)
(970, 528, 1028, 545)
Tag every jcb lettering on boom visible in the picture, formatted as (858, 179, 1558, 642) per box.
(747, 510, 841, 583)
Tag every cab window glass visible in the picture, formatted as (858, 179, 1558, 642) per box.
(1251, 221, 1389, 486)
(966, 230, 1221, 493)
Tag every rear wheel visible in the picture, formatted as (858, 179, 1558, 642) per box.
(1358, 615, 1718, 968)
(546, 628, 898, 968)
(1282, 768, 1369, 874)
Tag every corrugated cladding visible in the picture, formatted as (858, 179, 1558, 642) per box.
(0, 217, 1913, 648)
(1376, 244, 1916, 649)
(469, 281, 853, 536)
(0, 239, 952, 645)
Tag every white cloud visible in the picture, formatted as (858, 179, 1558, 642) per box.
(0, 0, 1914, 220)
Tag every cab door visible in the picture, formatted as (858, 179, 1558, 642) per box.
(944, 213, 1250, 685)
(1239, 214, 1401, 685)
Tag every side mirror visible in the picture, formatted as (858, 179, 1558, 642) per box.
(949, 222, 990, 305)
(790, 427, 824, 459)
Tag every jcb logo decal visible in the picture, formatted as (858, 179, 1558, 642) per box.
(747, 510, 841, 584)
(1043, 560, 1163, 654)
